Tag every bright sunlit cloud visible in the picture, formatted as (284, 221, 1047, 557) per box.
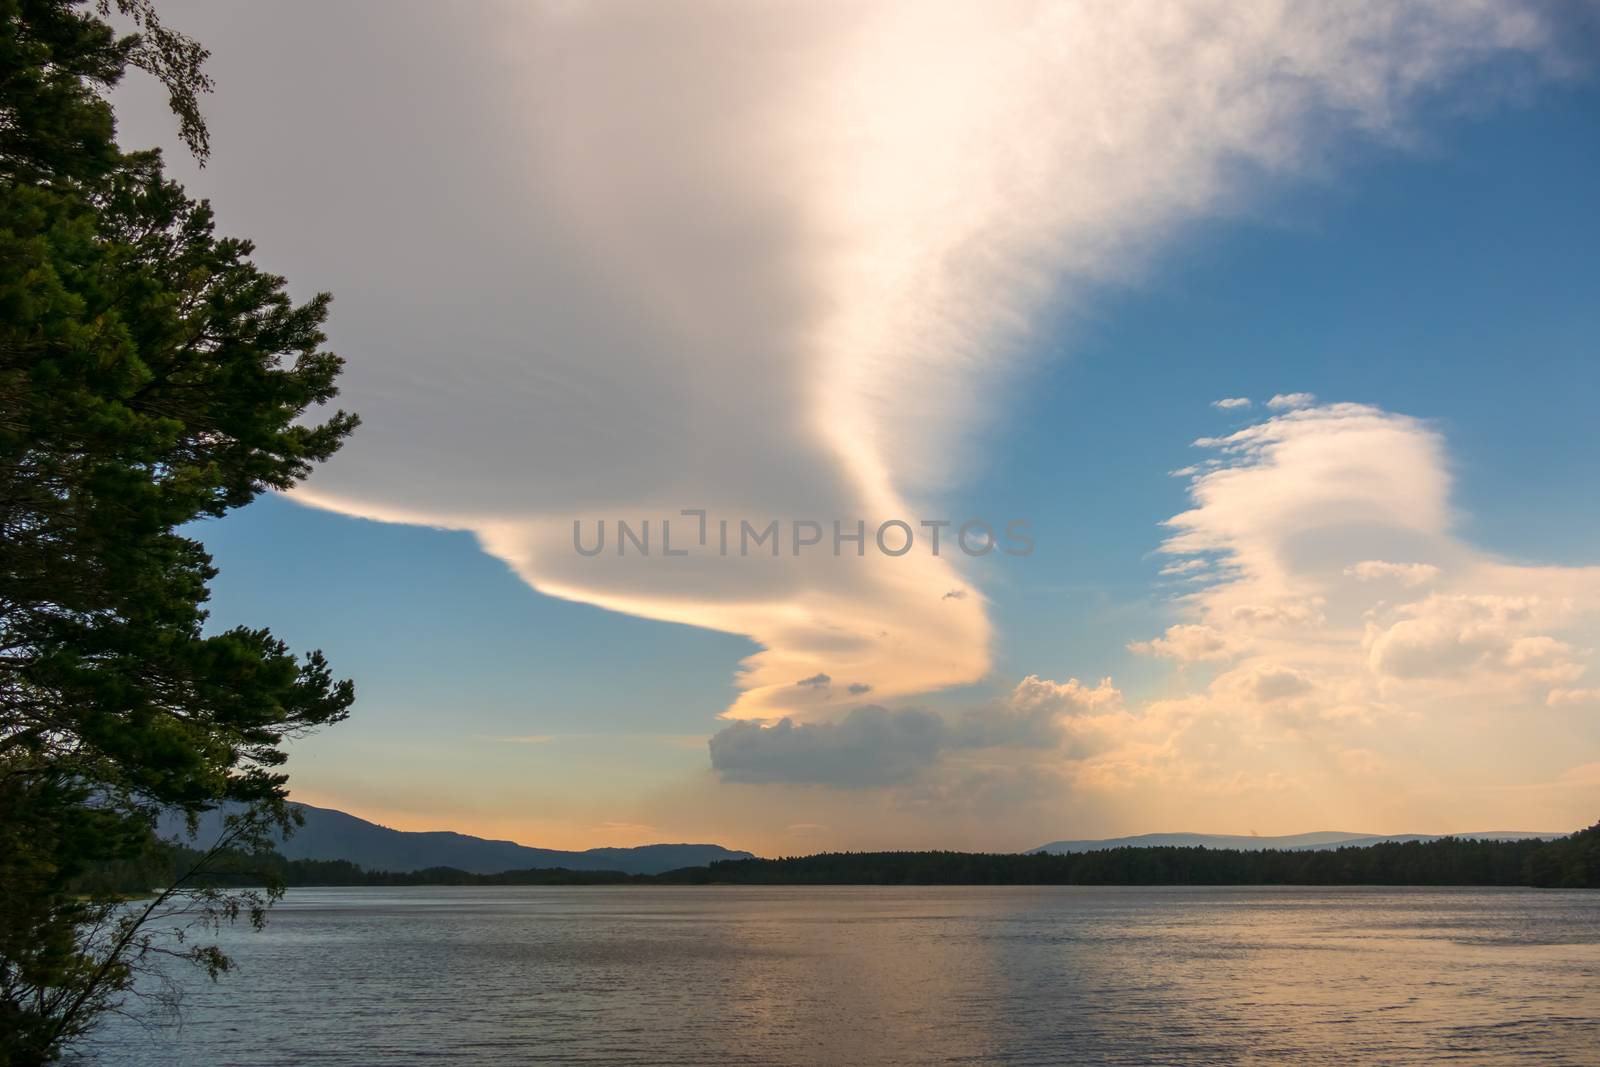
(1004, 401, 1600, 818)
(719, 400, 1600, 835)
(290, 1, 1578, 732)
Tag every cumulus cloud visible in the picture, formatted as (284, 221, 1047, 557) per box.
(702, 388, 1600, 818)
(981, 396, 1600, 829)
(1005, 675, 1125, 717)
(710, 675, 1125, 785)
(1212, 397, 1253, 410)
(1217, 662, 1318, 703)
(1120, 400, 1600, 738)
(1228, 600, 1326, 627)
(138, 0, 1574, 724)
(696, 397, 1600, 831)
(1129, 623, 1243, 662)
(1362, 595, 1577, 681)
(709, 706, 945, 786)
(1345, 560, 1441, 586)
(955, 675, 1126, 752)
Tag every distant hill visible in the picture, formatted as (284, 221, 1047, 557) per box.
(1031, 830, 1560, 854)
(157, 803, 752, 875)
(98, 822, 1599, 891)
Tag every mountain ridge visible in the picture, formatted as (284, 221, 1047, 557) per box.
(158, 802, 754, 875)
(158, 804, 1563, 872)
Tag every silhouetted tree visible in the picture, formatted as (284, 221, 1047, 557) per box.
(1, 2, 357, 1061)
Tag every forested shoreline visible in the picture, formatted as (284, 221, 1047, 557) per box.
(78, 822, 1600, 893)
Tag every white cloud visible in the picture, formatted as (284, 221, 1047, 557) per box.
(1345, 560, 1441, 586)
(1217, 662, 1318, 703)
(1229, 600, 1326, 627)
(669, 395, 1600, 831)
(1212, 397, 1253, 410)
(709, 675, 1125, 786)
(709, 706, 946, 786)
(1129, 623, 1244, 662)
(1364, 595, 1585, 684)
(1005, 675, 1125, 718)
(1267, 392, 1318, 409)
(140, 2, 1578, 726)
(1164, 404, 1600, 688)
(1052, 398, 1600, 819)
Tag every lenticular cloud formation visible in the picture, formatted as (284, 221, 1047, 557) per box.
(296, 1, 1572, 722)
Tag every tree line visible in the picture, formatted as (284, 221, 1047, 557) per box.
(78, 822, 1600, 893)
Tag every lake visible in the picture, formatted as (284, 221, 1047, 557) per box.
(82, 886, 1599, 1065)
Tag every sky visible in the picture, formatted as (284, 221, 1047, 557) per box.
(113, 1, 1600, 854)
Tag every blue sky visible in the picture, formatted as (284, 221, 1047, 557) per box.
(132, 3, 1600, 852)
(973, 80, 1600, 686)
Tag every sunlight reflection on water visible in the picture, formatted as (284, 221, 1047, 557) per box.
(84, 885, 1600, 1065)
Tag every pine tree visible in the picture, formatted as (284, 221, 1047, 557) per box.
(1, 2, 358, 1060)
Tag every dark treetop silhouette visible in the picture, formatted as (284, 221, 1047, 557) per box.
(85, 821, 1600, 892)
(1, 2, 356, 1062)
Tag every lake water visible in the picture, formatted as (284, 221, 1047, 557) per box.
(83, 886, 1598, 1065)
